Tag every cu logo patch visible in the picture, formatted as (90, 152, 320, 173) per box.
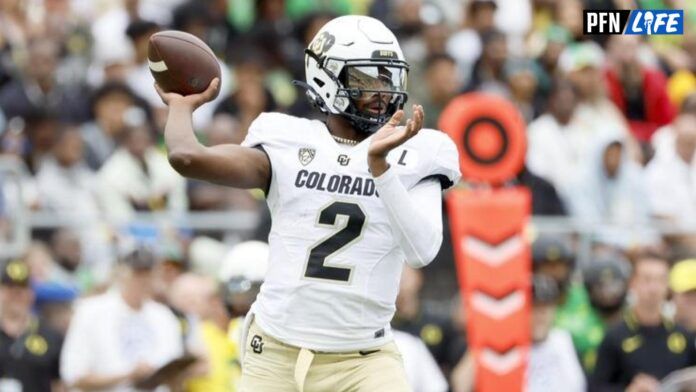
(250, 335, 264, 354)
(337, 154, 350, 166)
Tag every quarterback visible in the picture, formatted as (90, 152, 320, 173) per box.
(157, 15, 460, 392)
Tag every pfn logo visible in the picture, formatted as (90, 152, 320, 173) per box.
(625, 10, 683, 35)
(583, 10, 683, 35)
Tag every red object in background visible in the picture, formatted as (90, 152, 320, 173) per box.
(440, 94, 531, 392)
(605, 67, 676, 142)
(438, 93, 527, 186)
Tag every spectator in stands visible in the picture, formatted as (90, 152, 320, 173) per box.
(532, 25, 572, 101)
(0, 258, 64, 391)
(531, 235, 575, 301)
(505, 58, 542, 123)
(419, 16, 451, 65)
(21, 109, 60, 175)
(371, 0, 422, 48)
(556, 251, 631, 373)
(666, 33, 696, 109)
(527, 274, 586, 392)
(559, 41, 633, 158)
(526, 79, 582, 192)
(152, 240, 188, 304)
(446, 0, 497, 83)
(0, 177, 6, 240)
(555, 0, 584, 41)
(651, 92, 696, 156)
(645, 113, 696, 227)
(393, 266, 459, 376)
(37, 125, 115, 277)
(45, 229, 84, 289)
(447, 294, 468, 368)
(0, 0, 36, 61)
(391, 6, 448, 90)
(0, 37, 89, 123)
(566, 131, 656, 249)
(463, 29, 508, 96)
(604, 35, 676, 143)
(451, 275, 586, 392)
(591, 253, 696, 391)
(516, 166, 567, 216)
(204, 114, 244, 146)
(124, 20, 162, 111)
(174, 273, 239, 392)
(162, 269, 209, 387)
(97, 123, 187, 223)
(159, 267, 197, 351)
(214, 51, 278, 134)
(247, 0, 301, 71)
(670, 259, 696, 333)
(171, 0, 238, 58)
(36, 126, 98, 217)
(33, 280, 79, 336)
(393, 329, 448, 392)
(420, 54, 460, 129)
(81, 82, 141, 170)
(61, 244, 184, 390)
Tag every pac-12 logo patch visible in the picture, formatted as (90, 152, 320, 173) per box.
(250, 335, 264, 354)
(298, 147, 316, 166)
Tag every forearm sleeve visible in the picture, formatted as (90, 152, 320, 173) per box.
(373, 167, 444, 268)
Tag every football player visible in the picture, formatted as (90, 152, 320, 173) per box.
(156, 15, 461, 392)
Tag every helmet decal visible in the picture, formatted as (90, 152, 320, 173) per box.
(309, 31, 336, 60)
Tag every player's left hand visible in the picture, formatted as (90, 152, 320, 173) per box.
(368, 105, 424, 159)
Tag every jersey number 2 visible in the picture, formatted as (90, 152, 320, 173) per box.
(304, 202, 366, 283)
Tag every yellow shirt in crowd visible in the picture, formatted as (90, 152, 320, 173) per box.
(186, 320, 242, 392)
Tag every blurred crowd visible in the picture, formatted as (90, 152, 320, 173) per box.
(0, 0, 695, 391)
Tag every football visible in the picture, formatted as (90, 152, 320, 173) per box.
(148, 30, 221, 96)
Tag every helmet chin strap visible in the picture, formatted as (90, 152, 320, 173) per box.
(341, 111, 384, 134)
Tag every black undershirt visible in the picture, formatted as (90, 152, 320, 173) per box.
(590, 313, 696, 392)
(0, 318, 63, 392)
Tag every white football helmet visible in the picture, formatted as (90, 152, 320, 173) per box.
(298, 15, 409, 133)
(218, 240, 270, 284)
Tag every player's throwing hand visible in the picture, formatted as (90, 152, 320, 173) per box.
(154, 77, 220, 110)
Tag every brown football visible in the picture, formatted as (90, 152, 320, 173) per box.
(148, 30, 221, 96)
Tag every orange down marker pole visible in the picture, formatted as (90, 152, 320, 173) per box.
(439, 94, 531, 392)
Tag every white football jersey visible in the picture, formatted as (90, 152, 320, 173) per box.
(242, 112, 460, 351)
